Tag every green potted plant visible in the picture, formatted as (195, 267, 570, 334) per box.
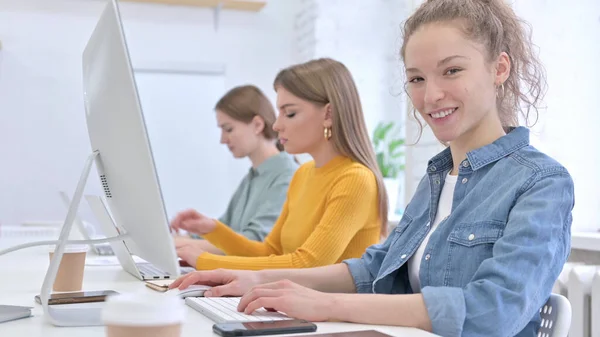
(372, 121, 405, 216)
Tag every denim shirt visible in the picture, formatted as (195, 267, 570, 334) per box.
(344, 127, 574, 337)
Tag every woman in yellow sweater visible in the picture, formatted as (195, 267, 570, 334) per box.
(170, 58, 388, 271)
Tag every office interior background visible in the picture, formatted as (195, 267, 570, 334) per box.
(0, 0, 598, 255)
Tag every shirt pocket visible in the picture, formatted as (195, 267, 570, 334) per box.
(445, 220, 505, 286)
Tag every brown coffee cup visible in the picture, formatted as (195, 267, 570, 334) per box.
(102, 292, 185, 337)
(48, 244, 88, 292)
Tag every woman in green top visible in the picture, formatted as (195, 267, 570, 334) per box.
(174, 85, 298, 256)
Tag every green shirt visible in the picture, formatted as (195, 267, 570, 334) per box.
(218, 152, 298, 241)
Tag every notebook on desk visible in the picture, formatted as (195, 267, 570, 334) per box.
(0, 305, 32, 324)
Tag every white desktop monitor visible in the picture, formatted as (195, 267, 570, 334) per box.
(81, 0, 179, 277)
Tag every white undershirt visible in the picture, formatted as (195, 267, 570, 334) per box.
(408, 172, 457, 292)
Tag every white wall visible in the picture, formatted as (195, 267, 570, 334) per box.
(295, 0, 413, 214)
(0, 0, 298, 226)
(514, 0, 600, 232)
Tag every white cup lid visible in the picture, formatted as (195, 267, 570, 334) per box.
(102, 291, 185, 326)
(48, 244, 89, 254)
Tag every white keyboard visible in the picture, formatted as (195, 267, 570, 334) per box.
(185, 297, 292, 323)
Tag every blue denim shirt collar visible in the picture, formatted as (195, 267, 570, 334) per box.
(427, 126, 530, 173)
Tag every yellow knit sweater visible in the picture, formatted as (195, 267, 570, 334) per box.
(196, 155, 381, 270)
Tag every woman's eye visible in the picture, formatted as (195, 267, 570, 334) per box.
(409, 77, 424, 83)
(286, 112, 296, 118)
(445, 68, 462, 76)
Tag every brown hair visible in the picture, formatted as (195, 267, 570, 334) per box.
(401, 0, 547, 140)
(215, 85, 284, 151)
(273, 58, 389, 235)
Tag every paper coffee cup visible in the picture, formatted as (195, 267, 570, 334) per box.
(48, 244, 88, 292)
(102, 291, 185, 337)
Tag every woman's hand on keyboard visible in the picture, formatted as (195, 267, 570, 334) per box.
(238, 279, 334, 322)
(168, 269, 263, 297)
(169, 209, 217, 236)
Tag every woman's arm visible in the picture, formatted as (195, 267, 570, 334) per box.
(195, 168, 379, 270)
(238, 281, 431, 331)
(174, 236, 225, 255)
(169, 263, 357, 298)
(202, 202, 287, 257)
(258, 263, 357, 293)
(193, 240, 224, 255)
(329, 293, 432, 331)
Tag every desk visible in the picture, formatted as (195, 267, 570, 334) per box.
(0, 233, 437, 337)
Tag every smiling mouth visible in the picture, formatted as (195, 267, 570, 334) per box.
(430, 108, 457, 119)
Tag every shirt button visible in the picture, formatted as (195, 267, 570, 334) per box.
(462, 161, 470, 168)
(462, 178, 468, 184)
(468, 234, 475, 241)
(426, 222, 430, 227)
(425, 254, 431, 260)
(435, 179, 440, 185)
(430, 166, 437, 172)
(401, 254, 407, 259)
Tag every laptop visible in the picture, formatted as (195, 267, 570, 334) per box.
(85, 194, 194, 280)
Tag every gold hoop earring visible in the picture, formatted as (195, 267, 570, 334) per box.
(324, 127, 332, 140)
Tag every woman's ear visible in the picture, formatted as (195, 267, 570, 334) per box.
(494, 52, 511, 85)
(323, 103, 333, 128)
(252, 115, 266, 135)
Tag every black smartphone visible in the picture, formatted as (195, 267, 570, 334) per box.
(212, 319, 317, 336)
(34, 290, 119, 305)
(279, 331, 394, 337)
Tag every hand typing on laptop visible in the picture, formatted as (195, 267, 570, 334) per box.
(173, 235, 226, 269)
(176, 246, 206, 269)
(169, 209, 217, 236)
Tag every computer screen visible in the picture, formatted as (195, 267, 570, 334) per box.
(81, 0, 180, 277)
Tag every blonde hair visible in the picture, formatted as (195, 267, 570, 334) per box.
(273, 58, 389, 235)
(215, 85, 284, 151)
(401, 0, 547, 139)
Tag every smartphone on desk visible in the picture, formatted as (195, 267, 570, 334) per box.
(34, 290, 119, 305)
(213, 319, 317, 336)
(283, 331, 394, 337)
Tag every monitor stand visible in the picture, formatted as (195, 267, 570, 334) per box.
(40, 151, 128, 327)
